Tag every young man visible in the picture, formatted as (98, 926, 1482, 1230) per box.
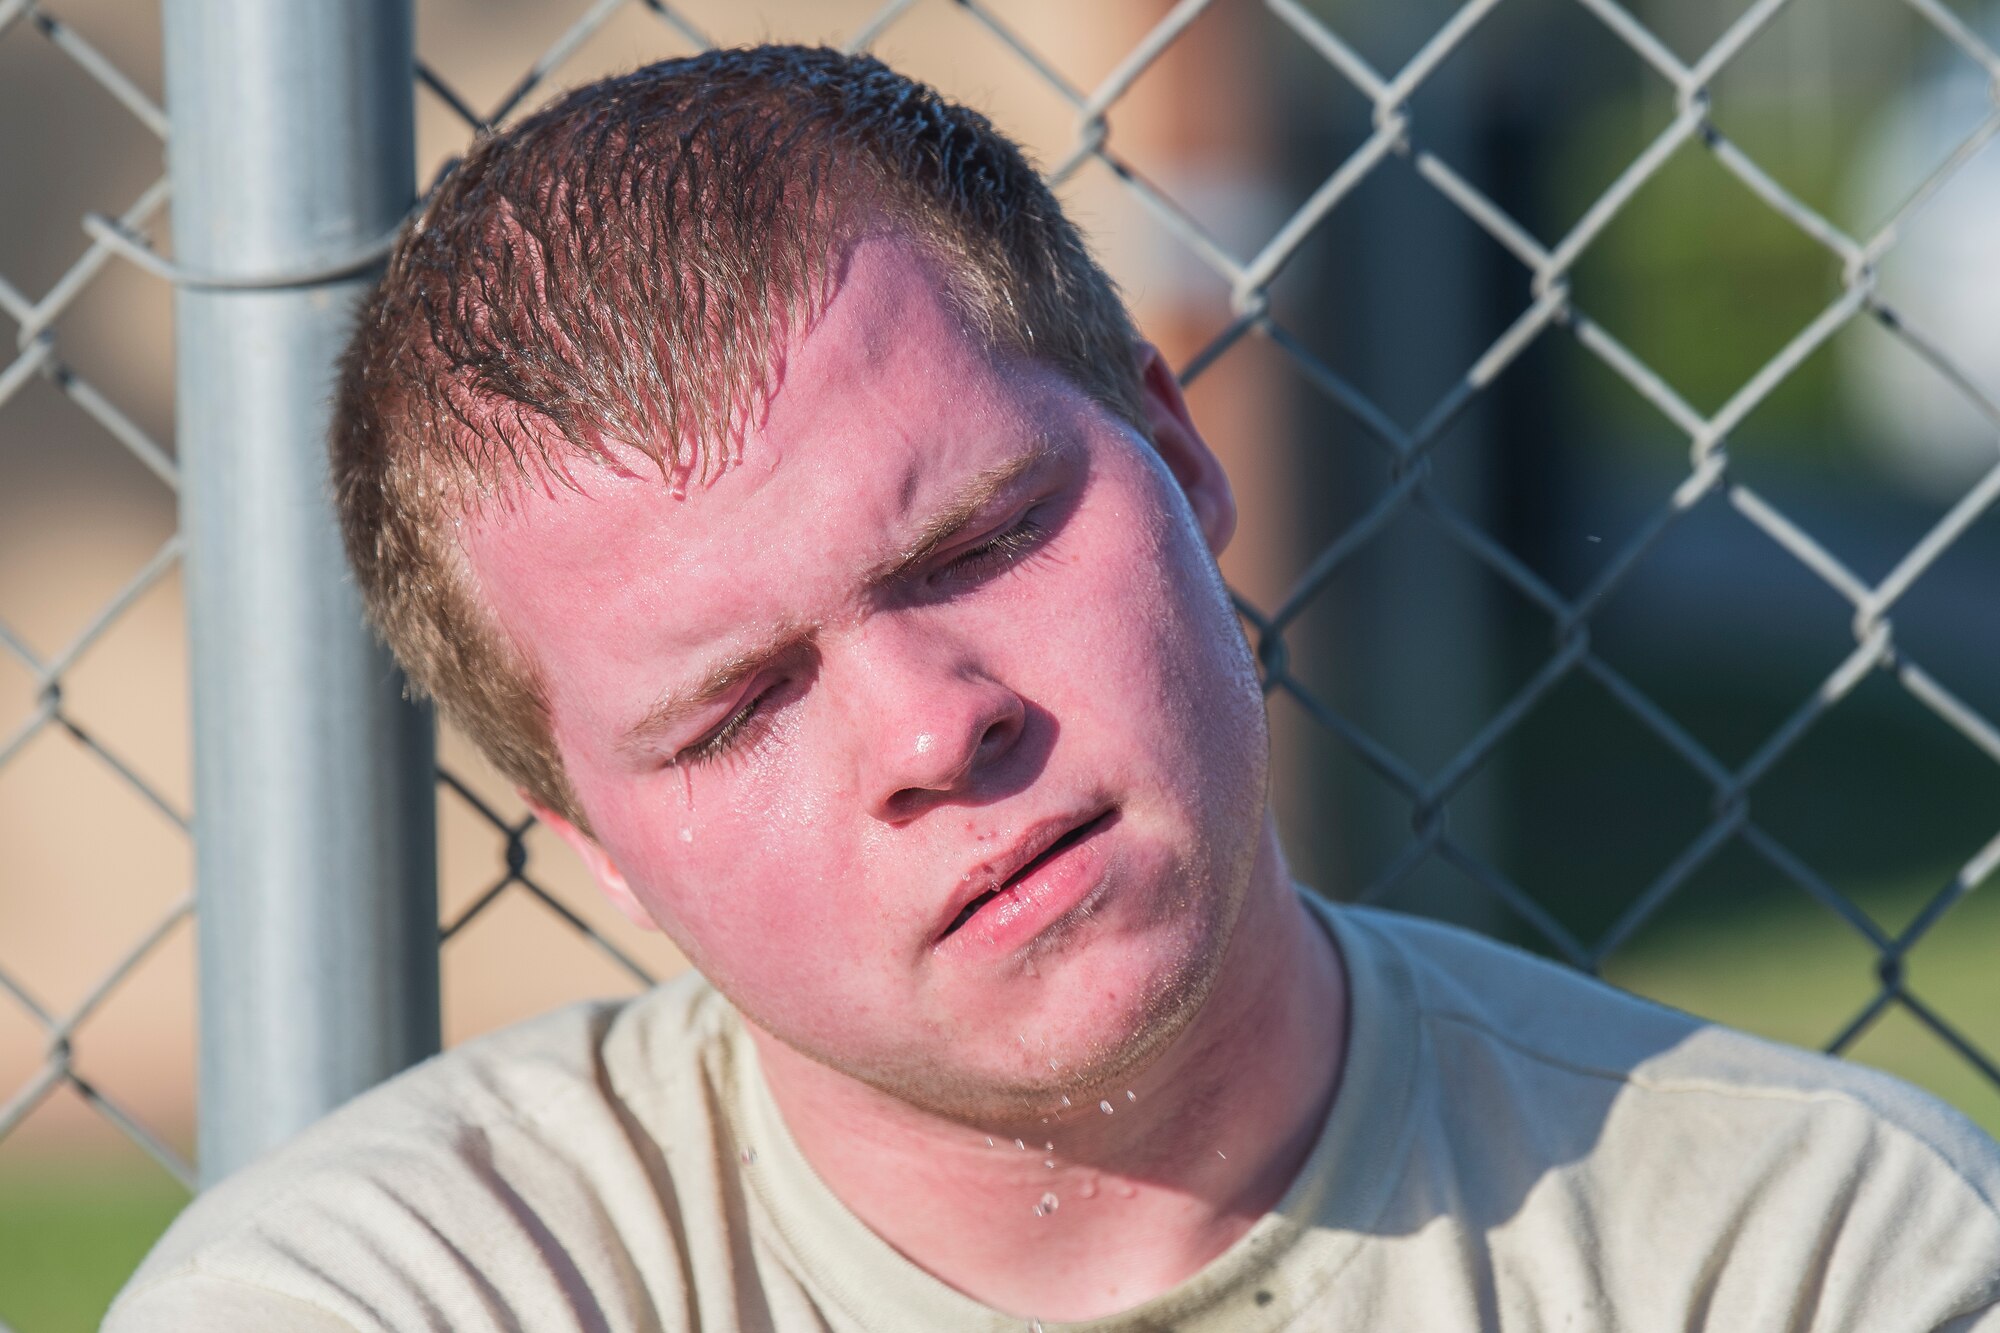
(111, 46, 2000, 1331)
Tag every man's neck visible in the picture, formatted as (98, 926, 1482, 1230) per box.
(747, 816, 1349, 1322)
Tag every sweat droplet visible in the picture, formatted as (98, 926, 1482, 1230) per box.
(1043, 1158, 1055, 1169)
(1044, 1141, 1054, 1151)
(1126, 1090, 1136, 1102)
(1034, 1192, 1059, 1216)
(1078, 1175, 1099, 1199)
(1217, 1150, 1228, 1160)
(1099, 1100, 1113, 1115)
(1059, 1094, 1071, 1108)
(739, 1148, 756, 1166)
(678, 827, 693, 843)
(1014, 1139, 1026, 1151)
(985, 1137, 995, 1148)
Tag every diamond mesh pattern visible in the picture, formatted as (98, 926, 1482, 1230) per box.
(0, 0, 192, 1195)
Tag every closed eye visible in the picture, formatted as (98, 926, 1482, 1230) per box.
(937, 508, 1051, 584)
(677, 685, 777, 766)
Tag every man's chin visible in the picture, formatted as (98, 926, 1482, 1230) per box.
(817, 925, 1232, 1129)
(743, 841, 1260, 1129)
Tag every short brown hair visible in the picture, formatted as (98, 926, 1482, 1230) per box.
(332, 45, 1144, 827)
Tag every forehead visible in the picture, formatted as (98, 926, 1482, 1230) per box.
(456, 232, 1089, 712)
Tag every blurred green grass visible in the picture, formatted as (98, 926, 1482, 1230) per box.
(3, 875, 1993, 1332)
(1605, 872, 2000, 1141)
(0, 1158, 188, 1333)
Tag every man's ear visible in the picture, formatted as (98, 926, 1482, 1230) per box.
(523, 795, 659, 933)
(1135, 340, 1236, 556)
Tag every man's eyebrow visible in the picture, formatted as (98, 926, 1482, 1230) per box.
(617, 437, 1061, 758)
(864, 437, 1061, 588)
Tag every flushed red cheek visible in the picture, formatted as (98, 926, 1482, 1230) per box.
(636, 793, 866, 952)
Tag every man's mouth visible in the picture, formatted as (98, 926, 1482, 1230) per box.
(939, 809, 1117, 943)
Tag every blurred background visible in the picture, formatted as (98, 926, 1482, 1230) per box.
(3, 0, 1997, 1327)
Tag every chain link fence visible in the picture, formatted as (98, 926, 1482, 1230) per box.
(0, 0, 191, 1181)
(3, 0, 1997, 1326)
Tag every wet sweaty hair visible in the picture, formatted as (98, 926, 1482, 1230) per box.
(330, 45, 1144, 827)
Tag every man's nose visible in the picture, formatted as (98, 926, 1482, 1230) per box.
(843, 614, 1026, 822)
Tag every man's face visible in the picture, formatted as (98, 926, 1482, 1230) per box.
(461, 234, 1269, 1123)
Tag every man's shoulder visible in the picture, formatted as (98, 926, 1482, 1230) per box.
(1340, 900, 1999, 1184)
(107, 971, 731, 1331)
(1328, 901, 2000, 1327)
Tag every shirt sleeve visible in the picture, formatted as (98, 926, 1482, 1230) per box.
(103, 1271, 361, 1333)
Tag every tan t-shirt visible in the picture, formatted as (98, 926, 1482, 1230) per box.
(107, 899, 2000, 1331)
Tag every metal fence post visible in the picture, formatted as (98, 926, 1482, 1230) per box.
(162, 0, 438, 1185)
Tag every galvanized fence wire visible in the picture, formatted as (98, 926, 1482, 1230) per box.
(0, 0, 196, 1210)
(420, 0, 2000, 1088)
